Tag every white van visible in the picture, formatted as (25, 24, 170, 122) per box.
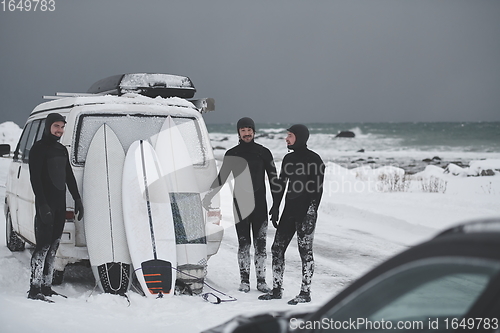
(3, 73, 223, 290)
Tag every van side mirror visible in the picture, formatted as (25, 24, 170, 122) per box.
(191, 98, 215, 113)
(0, 144, 11, 157)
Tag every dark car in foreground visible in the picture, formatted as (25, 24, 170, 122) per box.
(202, 218, 500, 333)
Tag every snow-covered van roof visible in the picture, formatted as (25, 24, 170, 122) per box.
(31, 93, 208, 117)
(30, 73, 214, 119)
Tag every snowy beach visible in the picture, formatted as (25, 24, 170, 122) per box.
(1, 122, 500, 333)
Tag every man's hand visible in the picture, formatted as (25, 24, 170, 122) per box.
(269, 206, 279, 228)
(75, 199, 84, 221)
(39, 204, 53, 226)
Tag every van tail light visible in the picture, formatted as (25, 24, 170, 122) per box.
(206, 208, 222, 225)
(65, 211, 75, 221)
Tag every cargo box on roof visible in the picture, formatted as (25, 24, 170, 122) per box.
(87, 73, 197, 99)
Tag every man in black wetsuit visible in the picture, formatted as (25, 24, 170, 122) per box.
(203, 117, 278, 293)
(28, 113, 84, 301)
(259, 124, 325, 305)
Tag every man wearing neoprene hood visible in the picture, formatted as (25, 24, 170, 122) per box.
(203, 117, 279, 293)
(28, 113, 84, 302)
(259, 124, 325, 305)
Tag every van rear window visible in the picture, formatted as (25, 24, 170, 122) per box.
(74, 114, 206, 166)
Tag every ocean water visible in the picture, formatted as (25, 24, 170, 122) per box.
(206, 122, 500, 173)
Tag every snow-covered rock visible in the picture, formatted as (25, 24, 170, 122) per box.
(444, 163, 468, 177)
(0, 122, 22, 147)
(468, 159, 500, 177)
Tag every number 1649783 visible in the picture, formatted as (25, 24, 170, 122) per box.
(2, 0, 55, 12)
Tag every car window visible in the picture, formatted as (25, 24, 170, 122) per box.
(14, 120, 44, 162)
(14, 122, 32, 161)
(22, 120, 43, 163)
(36, 119, 46, 142)
(171, 117, 206, 166)
(74, 114, 206, 167)
(316, 258, 500, 332)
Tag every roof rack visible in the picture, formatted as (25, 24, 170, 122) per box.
(43, 92, 97, 100)
(87, 73, 196, 99)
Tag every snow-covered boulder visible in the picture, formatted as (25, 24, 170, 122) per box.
(467, 159, 500, 177)
(444, 163, 468, 177)
(0, 121, 23, 147)
(413, 165, 445, 179)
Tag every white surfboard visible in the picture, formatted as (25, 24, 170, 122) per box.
(83, 124, 132, 294)
(155, 116, 207, 294)
(122, 140, 177, 298)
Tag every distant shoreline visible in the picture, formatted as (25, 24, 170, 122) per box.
(332, 155, 468, 175)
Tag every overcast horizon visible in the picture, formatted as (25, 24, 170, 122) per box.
(1, 1, 499, 127)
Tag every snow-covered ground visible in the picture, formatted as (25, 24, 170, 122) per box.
(1, 123, 500, 333)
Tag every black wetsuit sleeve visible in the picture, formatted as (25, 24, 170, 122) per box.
(263, 148, 280, 196)
(310, 154, 325, 206)
(29, 144, 48, 206)
(65, 157, 80, 201)
(209, 152, 233, 193)
(271, 155, 289, 209)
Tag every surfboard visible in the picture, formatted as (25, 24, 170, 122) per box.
(155, 116, 207, 294)
(83, 124, 132, 294)
(122, 139, 177, 298)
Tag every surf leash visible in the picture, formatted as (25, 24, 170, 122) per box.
(200, 278, 238, 304)
(172, 267, 237, 304)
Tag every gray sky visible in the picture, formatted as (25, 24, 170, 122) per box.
(1, 0, 499, 127)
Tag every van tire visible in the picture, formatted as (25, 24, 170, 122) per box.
(6, 208, 25, 252)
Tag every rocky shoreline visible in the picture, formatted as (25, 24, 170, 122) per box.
(333, 155, 494, 176)
(210, 135, 499, 176)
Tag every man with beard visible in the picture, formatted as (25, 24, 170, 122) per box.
(203, 117, 278, 293)
(259, 124, 325, 305)
(28, 113, 84, 302)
